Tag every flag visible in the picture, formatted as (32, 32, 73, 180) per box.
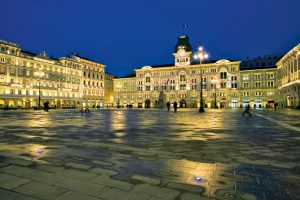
(166, 79, 170, 84)
(183, 24, 188, 29)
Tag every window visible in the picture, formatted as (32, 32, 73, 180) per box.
(220, 82, 226, 88)
(243, 92, 250, 96)
(267, 73, 274, 79)
(255, 82, 261, 88)
(145, 86, 150, 91)
(210, 68, 217, 73)
(243, 82, 249, 88)
(180, 74, 186, 81)
(192, 85, 197, 90)
(0, 57, 5, 63)
(145, 77, 151, 83)
(220, 72, 227, 79)
(231, 76, 237, 81)
(254, 74, 261, 80)
(231, 83, 237, 88)
(255, 91, 262, 96)
(242, 75, 249, 80)
(267, 81, 274, 87)
(180, 84, 186, 90)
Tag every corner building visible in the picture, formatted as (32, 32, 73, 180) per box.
(0, 40, 105, 109)
(277, 43, 300, 108)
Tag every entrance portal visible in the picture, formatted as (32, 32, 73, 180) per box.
(180, 99, 187, 108)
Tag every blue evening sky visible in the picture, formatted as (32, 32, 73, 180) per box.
(0, 0, 299, 76)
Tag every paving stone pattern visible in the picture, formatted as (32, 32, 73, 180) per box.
(0, 108, 299, 200)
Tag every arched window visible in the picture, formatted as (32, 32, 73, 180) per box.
(179, 73, 186, 81)
(220, 72, 227, 79)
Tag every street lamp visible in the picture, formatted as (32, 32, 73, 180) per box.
(34, 71, 45, 109)
(116, 82, 121, 108)
(211, 77, 219, 108)
(194, 46, 209, 113)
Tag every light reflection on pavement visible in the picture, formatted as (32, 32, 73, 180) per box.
(0, 108, 299, 200)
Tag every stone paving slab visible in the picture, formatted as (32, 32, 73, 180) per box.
(93, 187, 150, 200)
(179, 192, 216, 200)
(130, 183, 180, 200)
(54, 191, 102, 200)
(131, 175, 160, 185)
(36, 164, 65, 173)
(55, 177, 105, 195)
(0, 173, 31, 189)
(0, 188, 39, 200)
(166, 182, 205, 194)
(90, 167, 118, 176)
(13, 181, 66, 200)
(64, 162, 91, 170)
(92, 160, 114, 166)
(90, 174, 133, 190)
(56, 168, 98, 181)
(22, 170, 66, 185)
(5, 158, 34, 166)
(0, 165, 35, 176)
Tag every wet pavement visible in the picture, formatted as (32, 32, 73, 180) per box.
(0, 108, 299, 200)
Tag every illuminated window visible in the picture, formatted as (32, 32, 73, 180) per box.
(145, 77, 151, 83)
(243, 82, 249, 88)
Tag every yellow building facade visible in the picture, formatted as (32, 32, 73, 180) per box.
(277, 43, 300, 108)
(104, 73, 115, 107)
(0, 40, 105, 109)
(113, 36, 284, 109)
(114, 36, 242, 108)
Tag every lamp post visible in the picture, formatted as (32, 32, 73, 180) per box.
(211, 77, 219, 108)
(194, 46, 209, 113)
(116, 82, 121, 108)
(34, 71, 45, 109)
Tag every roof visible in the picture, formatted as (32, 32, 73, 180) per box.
(72, 54, 104, 65)
(240, 54, 282, 70)
(120, 71, 136, 78)
(21, 50, 37, 57)
(174, 36, 193, 53)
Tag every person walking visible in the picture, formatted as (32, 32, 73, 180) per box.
(173, 101, 178, 112)
(242, 104, 251, 116)
(166, 101, 170, 112)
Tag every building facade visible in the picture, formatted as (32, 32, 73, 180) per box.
(104, 72, 115, 107)
(0, 40, 105, 109)
(277, 43, 300, 108)
(113, 36, 287, 109)
(114, 36, 242, 108)
(72, 55, 105, 108)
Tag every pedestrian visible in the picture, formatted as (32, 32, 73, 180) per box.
(274, 102, 278, 111)
(166, 101, 170, 112)
(173, 101, 178, 112)
(242, 104, 251, 117)
(44, 101, 49, 112)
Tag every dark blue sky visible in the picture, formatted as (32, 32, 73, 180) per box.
(1, 0, 300, 76)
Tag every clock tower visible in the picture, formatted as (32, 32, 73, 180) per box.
(173, 36, 193, 67)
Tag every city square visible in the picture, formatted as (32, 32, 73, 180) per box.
(1, 0, 300, 199)
(0, 108, 299, 200)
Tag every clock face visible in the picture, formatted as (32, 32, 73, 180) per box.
(179, 51, 185, 57)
